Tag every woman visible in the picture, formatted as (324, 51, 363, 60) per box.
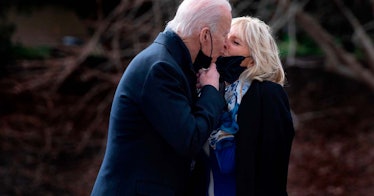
(207, 16, 295, 196)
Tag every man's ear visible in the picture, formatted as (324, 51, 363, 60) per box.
(199, 27, 210, 43)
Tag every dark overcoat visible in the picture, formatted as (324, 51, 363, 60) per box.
(236, 80, 295, 196)
(91, 30, 225, 196)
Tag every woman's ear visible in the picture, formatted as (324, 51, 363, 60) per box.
(245, 57, 255, 67)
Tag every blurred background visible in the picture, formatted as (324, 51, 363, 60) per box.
(0, 0, 373, 195)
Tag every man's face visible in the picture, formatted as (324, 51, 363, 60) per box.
(208, 11, 232, 63)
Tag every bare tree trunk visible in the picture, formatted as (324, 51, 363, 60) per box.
(272, 0, 374, 91)
(332, 0, 374, 71)
(295, 11, 374, 91)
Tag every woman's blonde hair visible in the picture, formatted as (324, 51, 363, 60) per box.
(233, 16, 285, 86)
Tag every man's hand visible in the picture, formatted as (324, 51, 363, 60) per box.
(197, 63, 220, 90)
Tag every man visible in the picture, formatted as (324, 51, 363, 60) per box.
(91, 0, 232, 195)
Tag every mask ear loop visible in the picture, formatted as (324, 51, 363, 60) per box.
(201, 29, 214, 71)
(208, 30, 213, 58)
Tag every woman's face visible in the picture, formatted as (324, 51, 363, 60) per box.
(226, 25, 253, 67)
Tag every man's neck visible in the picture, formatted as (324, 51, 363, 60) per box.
(179, 34, 199, 64)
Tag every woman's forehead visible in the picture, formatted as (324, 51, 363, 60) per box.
(229, 26, 244, 39)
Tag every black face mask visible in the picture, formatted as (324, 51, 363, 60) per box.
(216, 56, 246, 84)
(193, 49, 212, 72)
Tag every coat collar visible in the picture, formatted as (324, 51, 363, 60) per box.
(154, 29, 194, 72)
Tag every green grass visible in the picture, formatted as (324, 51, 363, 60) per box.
(11, 45, 52, 59)
(278, 35, 324, 58)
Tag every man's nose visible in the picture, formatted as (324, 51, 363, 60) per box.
(222, 38, 229, 56)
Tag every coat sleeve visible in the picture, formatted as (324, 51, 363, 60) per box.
(235, 81, 295, 196)
(140, 61, 226, 158)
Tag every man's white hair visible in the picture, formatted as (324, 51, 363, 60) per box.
(166, 0, 231, 37)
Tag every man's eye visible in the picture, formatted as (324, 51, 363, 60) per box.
(233, 41, 240, 45)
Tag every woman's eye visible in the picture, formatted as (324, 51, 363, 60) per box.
(233, 41, 240, 45)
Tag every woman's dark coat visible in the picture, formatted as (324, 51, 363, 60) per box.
(235, 80, 295, 195)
